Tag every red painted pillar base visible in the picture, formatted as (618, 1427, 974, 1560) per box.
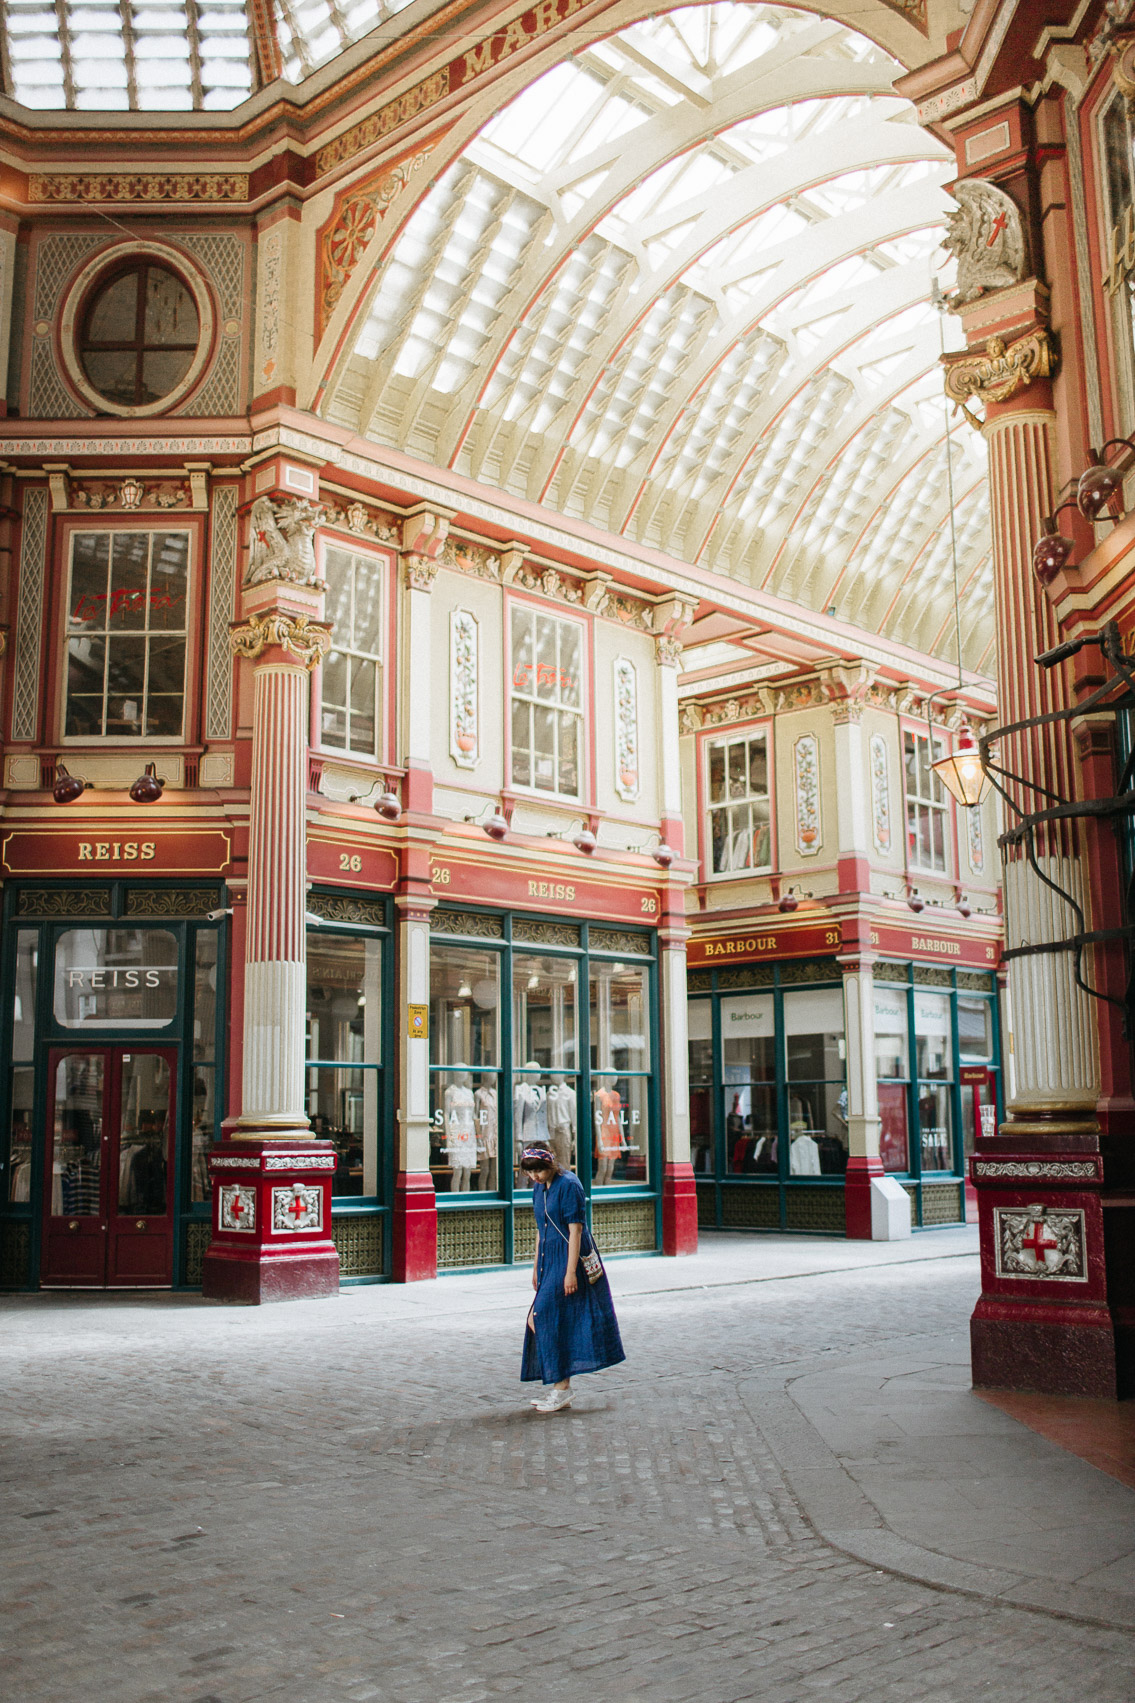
(969, 1148, 1118, 1398)
(392, 1171, 438, 1281)
(202, 1140, 340, 1304)
(844, 1155, 884, 1239)
(662, 1162, 698, 1255)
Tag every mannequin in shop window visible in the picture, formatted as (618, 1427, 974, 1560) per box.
(444, 1071, 477, 1192)
(593, 1075, 622, 1186)
(788, 1090, 820, 1175)
(475, 1075, 498, 1192)
(546, 1073, 576, 1170)
(514, 1065, 546, 1171)
(7, 1112, 32, 1203)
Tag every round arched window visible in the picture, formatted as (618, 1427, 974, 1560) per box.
(79, 263, 201, 409)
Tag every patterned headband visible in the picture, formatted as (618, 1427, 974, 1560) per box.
(520, 1147, 555, 1166)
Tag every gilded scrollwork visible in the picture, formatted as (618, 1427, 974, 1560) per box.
(943, 329, 1056, 428)
(229, 613, 332, 669)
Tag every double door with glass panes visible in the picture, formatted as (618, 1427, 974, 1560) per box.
(41, 1047, 177, 1287)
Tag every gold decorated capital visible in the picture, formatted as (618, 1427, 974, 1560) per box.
(943, 328, 1056, 428)
(229, 612, 332, 669)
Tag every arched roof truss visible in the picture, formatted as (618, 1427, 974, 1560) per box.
(323, 2, 991, 669)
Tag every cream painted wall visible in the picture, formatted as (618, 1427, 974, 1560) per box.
(429, 567, 505, 801)
(593, 621, 660, 833)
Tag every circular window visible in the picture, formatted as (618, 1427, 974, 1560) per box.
(59, 242, 216, 419)
(80, 263, 200, 408)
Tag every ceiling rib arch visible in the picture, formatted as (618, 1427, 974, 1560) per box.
(322, 1, 992, 671)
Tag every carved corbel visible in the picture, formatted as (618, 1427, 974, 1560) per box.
(401, 503, 454, 559)
(229, 612, 332, 669)
(656, 635, 684, 669)
(499, 542, 527, 583)
(44, 463, 70, 511)
(652, 595, 698, 637)
(943, 328, 1056, 429)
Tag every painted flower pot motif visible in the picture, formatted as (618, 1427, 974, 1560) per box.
(456, 732, 476, 753)
(800, 827, 817, 845)
(619, 766, 638, 790)
(794, 733, 821, 855)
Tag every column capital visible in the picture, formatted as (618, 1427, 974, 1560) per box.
(229, 611, 331, 669)
(943, 325, 1057, 430)
(656, 634, 683, 668)
(402, 554, 439, 592)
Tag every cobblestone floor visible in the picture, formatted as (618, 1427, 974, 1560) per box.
(2, 1249, 1134, 1702)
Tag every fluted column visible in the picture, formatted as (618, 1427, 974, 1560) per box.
(655, 632, 697, 1253)
(953, 290, 1114, 1395)
(841, 954, 883, 1238)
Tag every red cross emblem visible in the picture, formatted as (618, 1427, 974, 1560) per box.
(986, 210, 1008, 249)
(229, 1190, 247, 1222)
(1020, 1219, 1058, 1268)
(288, 1189, 309, 1225)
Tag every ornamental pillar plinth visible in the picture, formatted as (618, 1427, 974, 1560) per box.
(392, 888, 438, 1281)
(949, 285, 1115, 1395)
(203, 569, 339, 1304)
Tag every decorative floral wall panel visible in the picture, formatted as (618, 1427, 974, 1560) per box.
(869, 732, 891, 854)
(613, 657, 639, 801)
(967, 799, 985, 874)
(793, 733, 821, 855)
(450, 608, 479, 768)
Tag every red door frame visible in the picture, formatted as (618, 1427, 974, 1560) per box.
(41, 1046, 178, 1288)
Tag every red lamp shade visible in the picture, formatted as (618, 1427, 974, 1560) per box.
(483, 811, 508, 841)
(128, 762, 165, 804)
(1032, 521, 1074, 585)
(652, 843, 675, 869)
(1077, 458, 1122, 522)
(52, 763, 87, 804)
(930, 724, 989, 808)
(573, 828, 597, 854)
(778, 889, 799, 914)
(376, 789, 401, 821)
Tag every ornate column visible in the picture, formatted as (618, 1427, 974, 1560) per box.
(655, 631, 697, 1254)
(841, 950, 884, 1239)
(389, 509, 451, 1278)
(203, 498, 340, 1304)
(945, 270, 1114, 1394)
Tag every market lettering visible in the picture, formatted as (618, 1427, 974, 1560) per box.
(912, 936, 962, 957)
(77, 841, 156, 862)
(528, 880, 575, 901)
(461, 0, 591, 81)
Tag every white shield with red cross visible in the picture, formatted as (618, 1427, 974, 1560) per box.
(994, 1204, 1087, 1281)
(272, 1183, 323, 1233)
(219, 1183, 256, 1233)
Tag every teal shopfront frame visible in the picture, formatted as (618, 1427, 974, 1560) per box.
(428, 907, 661, 1270)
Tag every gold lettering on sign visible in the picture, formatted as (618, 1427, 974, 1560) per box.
(77, 841, 156, 862)
(527, 880, 576, 901)
(912, 936, 961, 957)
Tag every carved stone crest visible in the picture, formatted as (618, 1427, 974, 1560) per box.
(244, 497, 326, 588)
(942, 180, 1027, 305)
(993, 1203, 1087, 1281)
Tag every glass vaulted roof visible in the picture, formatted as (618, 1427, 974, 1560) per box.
(0, 0, 416, 110)
(326, 3, 992, 672)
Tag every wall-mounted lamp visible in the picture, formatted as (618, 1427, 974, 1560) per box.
(632, 832, 675, 868)
(51, 763, 89, 804)
(957, 894, 972, 920)
(465, 806, 508, 840)
(547, 819, 597, 853)
(128, 763, 165, 804)
(777, 886, 812, 914)
(349, 783, 402, 821)
(907, 890, 925, 914)
(930, 723, 991, 809)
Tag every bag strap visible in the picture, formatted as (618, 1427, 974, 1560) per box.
(542, 1199, 594, 1257)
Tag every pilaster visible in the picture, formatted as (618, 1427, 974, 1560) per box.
(840, 952, 883, 1239)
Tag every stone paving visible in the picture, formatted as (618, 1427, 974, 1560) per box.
(2, 1235, 1134, 1702)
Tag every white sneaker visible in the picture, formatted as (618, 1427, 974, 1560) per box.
(532, 1386, 573, 1413)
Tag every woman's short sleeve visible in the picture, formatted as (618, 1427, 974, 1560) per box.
(559, 1172, 586, 1225)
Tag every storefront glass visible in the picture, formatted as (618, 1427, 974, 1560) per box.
(874, 984, 910, 1173)
(306, 931, 383, 1197)
(914, 990, 954, 1171)
(785, 988, 847, 1174)
(430, 943, 502, 1194)
(590, 961, 651, 1186)
(721, 993, 775, 1174)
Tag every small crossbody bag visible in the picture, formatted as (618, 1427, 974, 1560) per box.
(545, 1210, 604, 1283)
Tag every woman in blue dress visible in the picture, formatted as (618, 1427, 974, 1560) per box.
(519, 1146, 625, 1413)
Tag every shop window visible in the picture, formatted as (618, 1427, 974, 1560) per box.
(706, 730, 771, 874)
(1101, 94, 1135, 431)
(320, 546, 383, 757)
(784, 988, 847, 1175)
(53, 928, 178, 1028)
(914, 990, 955, 1172)
(903, 728, 948, 872)
(79, 263, 200, 409)
(874, 983, 909, 1172)
(509, 605, 583, 798)
(590, 959, 651, 1188)
(7, 930, 37, 1205)
(721, 992, 776, 1175)
(306, 931, 383, 1198)
(688, 1000, 714, 1176)
(513, 953, 578, 1178)
(430, 943, 502, 1194)
(65, 530, 189, 739)
(190, 931, 219, 1205)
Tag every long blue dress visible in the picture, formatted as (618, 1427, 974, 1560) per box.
(521, 1170, 626, 1385)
